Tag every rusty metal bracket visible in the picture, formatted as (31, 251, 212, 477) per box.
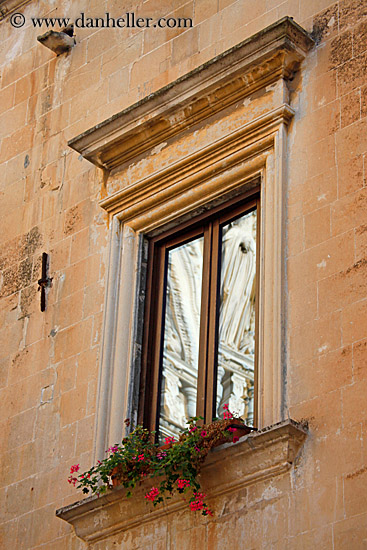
(38, 252, 53, 312)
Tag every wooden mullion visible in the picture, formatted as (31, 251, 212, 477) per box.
(164, 226, 204, 251)
(144, 244, 168, 434)
(196, 224, 212, 421)
(138, 239, 155, 426)
(218, 197, 258, 226)
(253, 198, 261, 428)
(151, 244, 168, 435)
(204, 219, 221, 423)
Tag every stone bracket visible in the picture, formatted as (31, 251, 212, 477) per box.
(56, 420, 307, 543)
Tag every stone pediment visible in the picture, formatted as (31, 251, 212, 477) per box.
(68, 17, 313, 172)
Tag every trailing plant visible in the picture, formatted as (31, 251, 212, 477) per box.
(68, 405, 254, 516)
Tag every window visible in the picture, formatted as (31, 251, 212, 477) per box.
(67, 18, 312, 458)
(139, 192, 260, 441)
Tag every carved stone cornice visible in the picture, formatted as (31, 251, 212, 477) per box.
(56, 420, 307, 543)
(68, 17, 313, 172)
(0, 0, 32, 20)
(100, 104, 293, 220)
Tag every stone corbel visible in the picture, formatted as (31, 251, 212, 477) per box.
(56, 420, 307, 544)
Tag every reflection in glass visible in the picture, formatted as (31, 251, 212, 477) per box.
(216, 210, 257, 425)
(158, 236, 204, 441)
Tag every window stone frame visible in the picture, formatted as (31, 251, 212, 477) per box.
(67, 17, 313, 462)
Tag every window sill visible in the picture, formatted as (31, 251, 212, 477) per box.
(56, 419, 307, 543)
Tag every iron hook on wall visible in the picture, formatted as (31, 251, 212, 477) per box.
(38, 252, 53, 312)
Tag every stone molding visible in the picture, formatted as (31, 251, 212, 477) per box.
(68, 17, 313, 172)
(94, 105, 297, 458)
(0, 0, 31, 20)
(100, 104, 294, 221)
(56, 420, 307, 543)
(95, 130, 279, 461)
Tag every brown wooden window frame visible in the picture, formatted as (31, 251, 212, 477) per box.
(138, 188, 260, 436)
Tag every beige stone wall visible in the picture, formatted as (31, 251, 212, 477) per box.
(0, 0, 366, 548)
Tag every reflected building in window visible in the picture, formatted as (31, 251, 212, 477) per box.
(159, 236, 204, 438)
(159, 210, 257, 440)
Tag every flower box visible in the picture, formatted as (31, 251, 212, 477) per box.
(68, 406, 256, 517)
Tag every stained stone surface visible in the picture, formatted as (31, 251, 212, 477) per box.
(1, 1, 367, 549)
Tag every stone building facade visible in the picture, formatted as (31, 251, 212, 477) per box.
(0, 0, 367, 548)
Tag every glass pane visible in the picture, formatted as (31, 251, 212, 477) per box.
(158, 236, 204, 442)
(216, 209, 257, 425)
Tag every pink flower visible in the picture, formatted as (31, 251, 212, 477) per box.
(70, 464, 80, 474)
(164, 436, 176, 445)
(138, 454, 145, 461)
(145, 487, 159, 501)
(157, 452, 167, 460)
(189, 492, 212, 516)
(189, 492, 206, 511)
(107, 445, 119, 453)
(223, 403, 233, 419)
(227, 427, 236, 433)
(190, 500, 203, 511)
(201, 430, 207, 437)
(67, 475, 78, 487)
(177, 479, 190, 489)
(189, 426, 197, 432)
(232, 436, 239, 443)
